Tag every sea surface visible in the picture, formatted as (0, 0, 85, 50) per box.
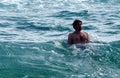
(0, 0, 120, 78)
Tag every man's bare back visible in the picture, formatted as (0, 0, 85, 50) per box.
(68, 31, 89, 45)
(67, 19, 90, 45)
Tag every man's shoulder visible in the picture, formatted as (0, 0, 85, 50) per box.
(81, 31, 88, 33)
(81, 31, 89, 39)
(68, 32, 75, 37)
(81, 31, 89, 35)
(68, 32, 74, 35)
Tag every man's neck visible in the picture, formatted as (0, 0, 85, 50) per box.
(74, 30, 81, 34)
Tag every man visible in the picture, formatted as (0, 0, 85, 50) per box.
(68, 19, 89, 45)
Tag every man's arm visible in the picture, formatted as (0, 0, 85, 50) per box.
(67, 34, 73, 45)
(85, 32, 90, 43)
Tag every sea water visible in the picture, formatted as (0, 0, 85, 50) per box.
(0, 0, 120, 78)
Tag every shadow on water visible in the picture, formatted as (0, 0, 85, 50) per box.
(50, 10, 89, 20)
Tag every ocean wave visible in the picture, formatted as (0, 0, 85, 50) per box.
(0, 0, 120, 78)
(0, 40, 120, 77)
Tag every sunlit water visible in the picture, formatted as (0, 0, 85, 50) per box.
(0, 0, 120, 78)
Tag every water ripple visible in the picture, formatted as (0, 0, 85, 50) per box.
(52, 10, 89, 18)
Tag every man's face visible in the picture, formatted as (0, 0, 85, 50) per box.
(74, 22, 82, 31)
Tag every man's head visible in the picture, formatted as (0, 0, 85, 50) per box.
(72, 19, 82, 31)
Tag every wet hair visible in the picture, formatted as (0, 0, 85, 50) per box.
(72, 19, 82, 27)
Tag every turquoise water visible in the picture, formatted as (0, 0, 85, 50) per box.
(0, 0, 120, 78)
